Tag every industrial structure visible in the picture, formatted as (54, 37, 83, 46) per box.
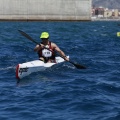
(0, 0, 91, 21)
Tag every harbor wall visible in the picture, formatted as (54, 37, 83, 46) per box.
(0, 0, 91, 21)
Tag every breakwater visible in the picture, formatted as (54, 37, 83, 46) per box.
(0, 0, 91, 21)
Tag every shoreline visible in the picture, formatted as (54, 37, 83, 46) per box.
(91, 17, 120, 21)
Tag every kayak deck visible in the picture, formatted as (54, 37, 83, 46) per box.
(16, 56, 68, 79)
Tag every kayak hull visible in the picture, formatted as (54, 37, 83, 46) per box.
(16, 56, 68, 79)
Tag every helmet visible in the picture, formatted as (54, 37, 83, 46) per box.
(40, 32, 49, 39)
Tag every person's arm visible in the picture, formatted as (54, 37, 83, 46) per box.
(34, 44, 44, 52)
(52, 43, 69, 61)
(34, 44, 41, 52)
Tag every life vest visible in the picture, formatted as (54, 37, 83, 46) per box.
(38, 41, 56, 62)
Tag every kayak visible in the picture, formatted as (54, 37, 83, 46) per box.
(16, 56, 69, 79)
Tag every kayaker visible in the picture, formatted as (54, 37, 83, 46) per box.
(34, 32, 69, 63)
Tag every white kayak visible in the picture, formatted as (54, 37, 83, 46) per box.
(16, 56, 69, 79)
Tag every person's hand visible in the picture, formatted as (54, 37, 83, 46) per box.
(39, 43, 44, 49)
(64, 56, 69, 61)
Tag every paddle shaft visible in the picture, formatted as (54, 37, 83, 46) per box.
(18, 30, 86, 69)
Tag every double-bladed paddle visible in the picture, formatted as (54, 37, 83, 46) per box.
(18, 30, 86, 69)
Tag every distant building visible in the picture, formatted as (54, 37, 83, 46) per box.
(94, 7, 104, 16)
(92, 6, 120, 20)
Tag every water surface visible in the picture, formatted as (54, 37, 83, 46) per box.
(0, 21, 120, 120)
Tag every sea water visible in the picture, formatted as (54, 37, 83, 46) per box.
(0, 21, 120, 120)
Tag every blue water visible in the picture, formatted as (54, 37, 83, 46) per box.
(0, 21, 120, 120)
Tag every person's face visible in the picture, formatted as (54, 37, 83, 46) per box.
(41, 38, 49, 44)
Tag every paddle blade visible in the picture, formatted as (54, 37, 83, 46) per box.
(69, 61, 86, 69)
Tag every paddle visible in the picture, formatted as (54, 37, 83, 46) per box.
(18, 30, 86, 69)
